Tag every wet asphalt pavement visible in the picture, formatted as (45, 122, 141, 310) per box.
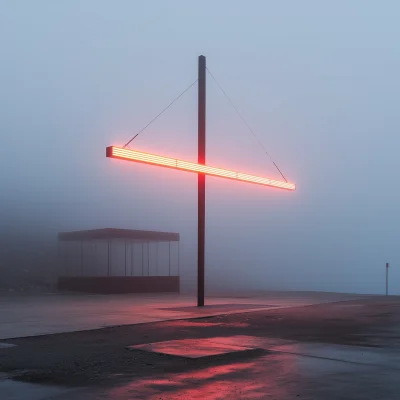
(1, 294, 400, 399)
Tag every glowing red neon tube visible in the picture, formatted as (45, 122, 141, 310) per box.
(106, 146, 296, 191)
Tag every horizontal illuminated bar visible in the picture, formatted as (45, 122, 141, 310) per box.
(106, 146, 295, 191)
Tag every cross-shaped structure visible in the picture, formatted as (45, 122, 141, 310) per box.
(106, 55, 296, 306)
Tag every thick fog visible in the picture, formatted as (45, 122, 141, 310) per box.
(1, 1, 400, 294)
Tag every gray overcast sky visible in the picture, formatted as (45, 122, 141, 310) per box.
(1, 1, 400, 293)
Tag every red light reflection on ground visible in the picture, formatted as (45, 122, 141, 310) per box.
(162, 321, 222, 328)
(160, 321, 249, 328)
(108, 354, 298, 399)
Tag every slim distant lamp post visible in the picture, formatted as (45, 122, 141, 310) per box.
(106, 55, 296, 306)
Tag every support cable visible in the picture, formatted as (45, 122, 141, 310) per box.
(206, 67, 288, 182)
(123, 79, 198, 148)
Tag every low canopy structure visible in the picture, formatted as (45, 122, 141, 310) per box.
(57, 228, 181, 294)
(58, 228, 180, 243)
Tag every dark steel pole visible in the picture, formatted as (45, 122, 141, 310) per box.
(198, 55, 206, 306)
(386, 262, 389, 296)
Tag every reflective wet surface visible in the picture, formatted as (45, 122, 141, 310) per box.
(0, 379, 77, 400)
(128, 337, 262, 359)
(1, 294, 400, 399)
(25, 347, 399, 400)
(0, 291, 363, 339)
(0, 343, 16, 349)
(273, 342, 400, 369)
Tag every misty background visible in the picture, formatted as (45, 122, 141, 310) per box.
(1, 0, 400, 294)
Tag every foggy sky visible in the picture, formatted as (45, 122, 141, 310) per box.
(1, 1, 400, 294)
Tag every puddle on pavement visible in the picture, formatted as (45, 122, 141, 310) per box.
(0, 378, 78, 400)
(0, 343, 17, 349)
(128, 335, 293, 359)
(128, 337, 264, 359)
(273, 342, 400, 369)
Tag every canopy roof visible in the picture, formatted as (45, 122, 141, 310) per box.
(58, 228, 179, 242)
